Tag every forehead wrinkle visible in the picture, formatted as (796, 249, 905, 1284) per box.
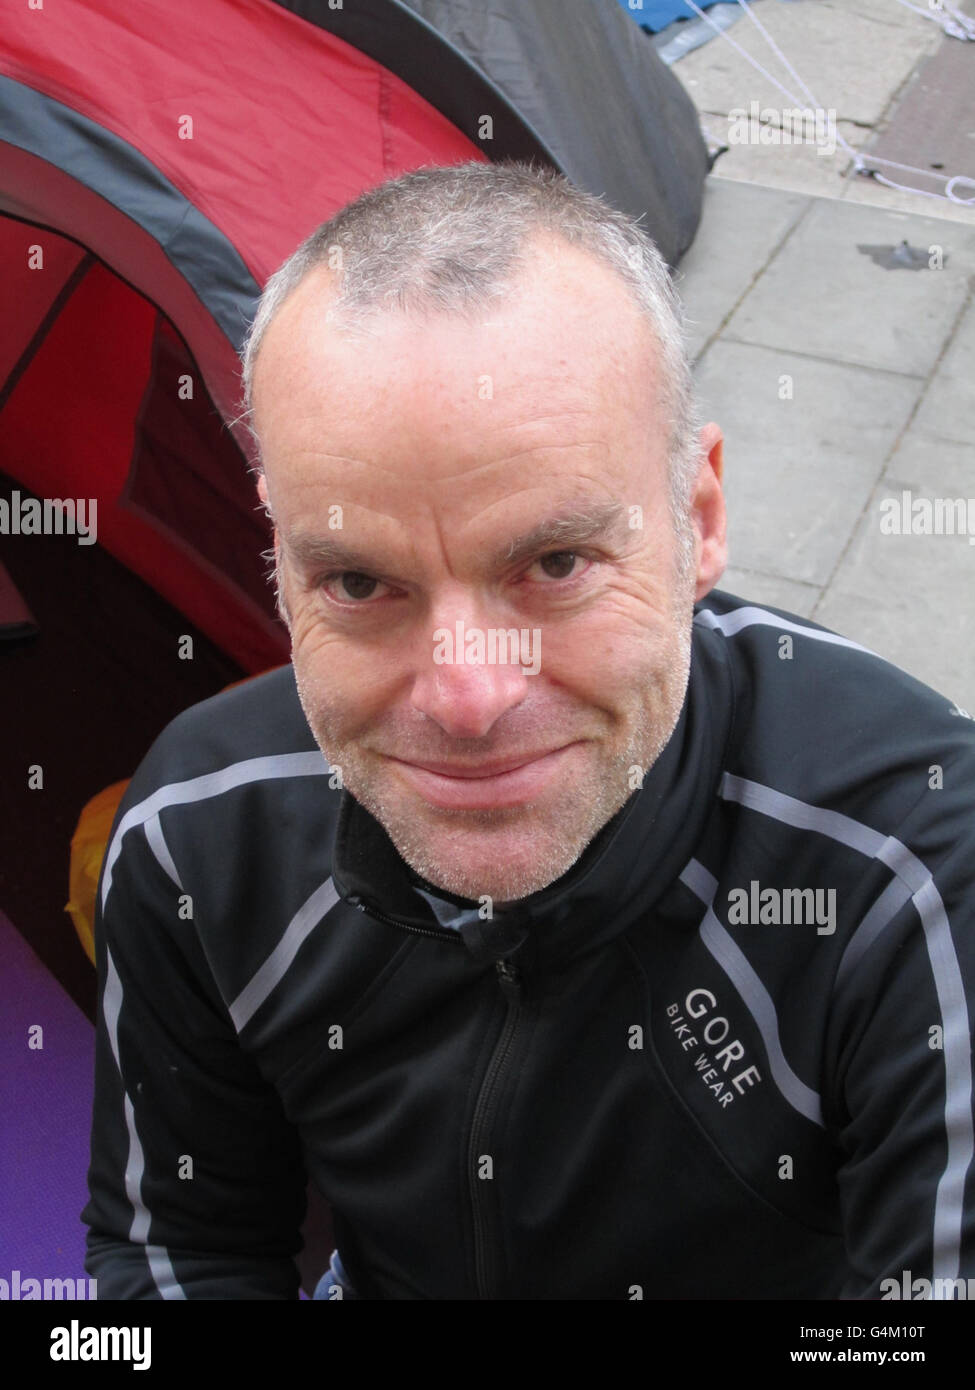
(420, 439, 614, 487)
(272, 440, 615, 498)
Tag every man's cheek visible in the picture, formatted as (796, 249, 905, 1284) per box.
(291, 623, 389, 725)
(287, 599, 343, 663)
(558, 595, 672, 674)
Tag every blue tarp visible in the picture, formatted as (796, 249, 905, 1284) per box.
(616, 0, 729, 34)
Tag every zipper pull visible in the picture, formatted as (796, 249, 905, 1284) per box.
(495, 957, 522, 1002)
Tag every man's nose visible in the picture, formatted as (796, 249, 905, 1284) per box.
(409, 614, 533, 739)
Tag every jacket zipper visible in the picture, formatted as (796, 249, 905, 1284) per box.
(468, 957, 524, 1299)
(347, 897, 466, 944)
(352, 893, 527, 1295)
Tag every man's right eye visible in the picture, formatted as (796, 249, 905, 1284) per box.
(321, 571, 390, 603)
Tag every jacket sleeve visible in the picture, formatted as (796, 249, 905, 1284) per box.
(827, 783, 975, 1300)
(82, 798, 307, 1299)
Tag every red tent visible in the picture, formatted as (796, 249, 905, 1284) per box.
(1, 0, 707, 1018)
(2, 0, 707, 673)
(1, 0, 493, 671)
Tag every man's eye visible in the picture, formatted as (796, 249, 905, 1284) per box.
(322, 571, 388, 602)
(527, 551, 588, 582)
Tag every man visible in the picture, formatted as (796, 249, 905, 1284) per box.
(84, 161, 975, 1300)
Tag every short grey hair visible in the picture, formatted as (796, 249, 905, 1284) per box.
(241, 160, 699, 522)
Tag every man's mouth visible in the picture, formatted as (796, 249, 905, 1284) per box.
(387, 744, 581, 810)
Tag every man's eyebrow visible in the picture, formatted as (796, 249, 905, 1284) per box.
(283, 501, 629, 577)
(284, 533, 385, 574)
(495, 502, 629, 570)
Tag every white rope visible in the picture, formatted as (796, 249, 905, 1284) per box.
(678, 0, 975, 205)
(731, 0, 825, 110)
(887, 0, 975, 41)
(943, 2, 975, 40)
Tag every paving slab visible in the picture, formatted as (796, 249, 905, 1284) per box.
(838, 166, 975, 229)
(677, 0, 941, 176)
(705, 120, 869, 202)
(692, 339, 922, 585)
(673, 4, 975, 704)
(674, 0, 974, 220)
(678, 0, 937, 124)
(911, 292, 975, 444)
(813, 458, 975, 706)
(882, 432, 975, 500)
(801, 386, 973, 706)
(674, 178, 809, 357)
(723, 197, 975, 375)
(718, 563, 821, 617)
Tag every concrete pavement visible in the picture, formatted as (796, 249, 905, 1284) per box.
(670, 1, 975, 706)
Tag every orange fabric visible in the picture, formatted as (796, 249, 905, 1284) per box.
(63, 671, 284, 964)
(64, 779, 131, 966)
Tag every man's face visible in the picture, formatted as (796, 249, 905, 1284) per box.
(251, 236, 725, 905)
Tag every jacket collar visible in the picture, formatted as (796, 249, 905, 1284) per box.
(330, 622, 733, 972)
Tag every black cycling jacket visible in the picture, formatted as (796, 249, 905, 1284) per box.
(83, 590, 975, 1299)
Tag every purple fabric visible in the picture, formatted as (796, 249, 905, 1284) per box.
(0, 909, 95, 1292)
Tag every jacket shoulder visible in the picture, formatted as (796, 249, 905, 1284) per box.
(123, 664, 321, 802)
(694, 588, 975, 822)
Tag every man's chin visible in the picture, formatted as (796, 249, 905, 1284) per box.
(366, 789, 618, 906)
(396, 834, 585, 906)
(316, 731, 649, 905)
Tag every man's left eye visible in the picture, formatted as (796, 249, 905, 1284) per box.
(527, 551, 588, 582)
(321, 571, 392, 602)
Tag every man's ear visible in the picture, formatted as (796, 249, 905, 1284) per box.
(690, 422, 727, 602)
(255, 470, 292, 631)
(256, 469, 280, 556)
(256, 469, 271, 517)
(702, 421, 723, 486)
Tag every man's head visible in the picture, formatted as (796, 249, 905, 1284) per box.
(243, 161, 726, 906)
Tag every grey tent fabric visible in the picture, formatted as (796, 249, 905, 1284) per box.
(400, 0, 709, 265)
